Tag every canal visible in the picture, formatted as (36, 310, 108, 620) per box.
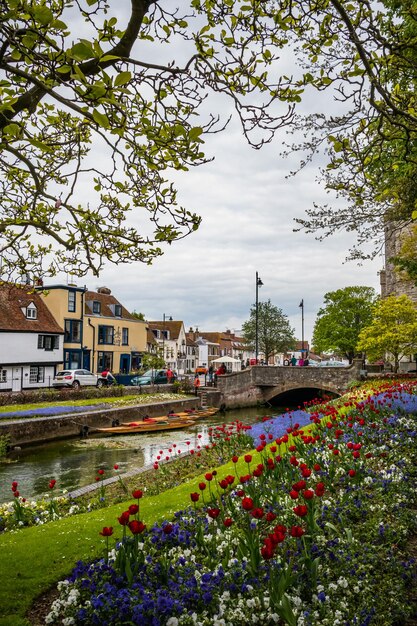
(0, 406, 284, 504)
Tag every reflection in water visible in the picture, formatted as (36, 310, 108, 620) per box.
(0, 407, 279, 503)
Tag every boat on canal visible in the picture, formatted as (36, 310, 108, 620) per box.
(96, 418, 196, 436)
(118, 406, 220, 427)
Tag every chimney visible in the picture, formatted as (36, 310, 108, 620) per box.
(97, 287, 111, 295)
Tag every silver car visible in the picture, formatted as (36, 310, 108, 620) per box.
(52, 369, 99, 389)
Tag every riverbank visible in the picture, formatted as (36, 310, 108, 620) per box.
(0, 397, 202, 447)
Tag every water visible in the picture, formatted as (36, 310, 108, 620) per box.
(0, 406, 280, 504)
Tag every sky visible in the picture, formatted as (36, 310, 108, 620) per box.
(54, 3, 383, 344)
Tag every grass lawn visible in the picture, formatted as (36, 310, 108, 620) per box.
(0, 392, 191, 417)
(0, 453, 255, 626)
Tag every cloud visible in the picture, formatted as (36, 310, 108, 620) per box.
(53, 4, 383, 343)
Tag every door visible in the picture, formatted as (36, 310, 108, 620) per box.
(120, 354, 130, 374)
(12, 368, 22, 391)
(82, 351, 91, 370)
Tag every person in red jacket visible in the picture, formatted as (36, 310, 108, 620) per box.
(193, 374, 201, 396)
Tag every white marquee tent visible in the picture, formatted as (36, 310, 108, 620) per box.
(211, 355, 242, 372)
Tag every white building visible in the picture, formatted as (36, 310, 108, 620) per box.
(0, 284, 64, 391)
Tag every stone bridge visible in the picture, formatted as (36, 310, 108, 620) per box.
(212, 360, 364, 409)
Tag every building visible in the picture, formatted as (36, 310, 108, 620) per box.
(38, 284, 147, 374)
(147, 320, 187, 374)
(0, 283, 64, 391)
(380, 222, 417, 371)
(380, 221, 417, 303)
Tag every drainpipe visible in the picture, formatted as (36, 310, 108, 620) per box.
(88, 317, 96, 372)
(81, 286, 87, 367)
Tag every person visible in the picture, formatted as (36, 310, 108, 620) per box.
(193, 373, 201, 396)
(208, 364, 214, 384)
(166, 368, 174, 383)
(100, 368, 115, 386)
(283, 358, 290, 366)
(291, 355, 297, 367)
(298, 357, 304, 367)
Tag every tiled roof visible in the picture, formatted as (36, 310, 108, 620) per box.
(148, 321, 183, 340)
(84, 290, 134, 319)
(0, 284, 64, 333)
(146, 328, 157, 344)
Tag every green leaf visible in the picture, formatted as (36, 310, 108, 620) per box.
(114, 71, 132, 87)
(70, 42, 95, 61)
(92, 109, 110, 128)
(33, 5, 53, 25)
(189, 126, 203, 141)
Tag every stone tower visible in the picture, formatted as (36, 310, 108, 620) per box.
(380, 221, 417, 303)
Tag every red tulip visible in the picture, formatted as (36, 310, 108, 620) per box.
(118, 511, 130, 526)
(99, 526, 114, 537)
(132, 489, 143, 499)
(190, 492, 200, 502)
(293, 504, 308, 517)
(128, 520, 146, 534)
(224, 517, 233, 527)
(128, 504, 139, 515)
(242, 497, 254, 511)
(290, 525, 305, 538)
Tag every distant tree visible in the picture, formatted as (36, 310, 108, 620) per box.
(242, 300, 296, 364)
(131, 311, 145, 321)
(357, 295, 417, 372)
(312, 287, 378, 363)
(140, 352, 165, 372)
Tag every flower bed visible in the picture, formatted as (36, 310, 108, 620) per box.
(46, 382, 417, 625)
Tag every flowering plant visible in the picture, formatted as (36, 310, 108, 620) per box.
(46, 382, 417, 625)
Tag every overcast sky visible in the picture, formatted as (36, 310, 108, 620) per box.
(56, 4, 383, 344)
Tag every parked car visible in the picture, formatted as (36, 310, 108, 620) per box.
(129, 369, 169, 386)
(52, 369, 99, 389)
(195, 366, 207, 375)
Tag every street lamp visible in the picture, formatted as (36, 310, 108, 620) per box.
(162, 313, 173, 365)
(299, 299, 305, 356)
(255, 271, 263, 363)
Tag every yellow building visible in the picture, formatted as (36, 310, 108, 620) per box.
(38, 284, 147, 373)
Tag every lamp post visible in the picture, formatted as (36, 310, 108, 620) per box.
(162, 313, 173, 366)
(299, 299, 305, 356)
(255, 271, 263, 363)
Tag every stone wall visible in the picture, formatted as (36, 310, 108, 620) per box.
(1, 397, 199, 447)
(215, 363, 363, 409)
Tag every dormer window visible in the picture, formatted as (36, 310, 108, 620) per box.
(115, 304, 122, 317)
(93, 301, 101, 314)
(26, 303, 37, 319)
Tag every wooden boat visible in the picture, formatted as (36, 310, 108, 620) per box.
(96, 418, 196, 435)
(119, 407, 220, 427)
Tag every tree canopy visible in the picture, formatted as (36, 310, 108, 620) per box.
(242, 299, 296, 363)
(312, 286, 378, 362)
(1, 0, 416, 280)
(357, 294, 417, 372)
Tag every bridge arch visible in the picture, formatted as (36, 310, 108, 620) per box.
(215, 361, 363, 409)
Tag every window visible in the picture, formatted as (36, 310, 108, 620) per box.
(26, 305, 37, 319)
(64, 319, 82, 343)
(122, 327, 129, 345)
(93, 301, 101, 314)
(38, 335, 60, 350)
(68, 291, 76, 313)
(115, 304, 122, 317)
(64, 350, 82, 369)
(98, 325, 114, 344)
(0, 369, 7, 383)
(98, 351, 113, 371)
(29, 366, 45, 383)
